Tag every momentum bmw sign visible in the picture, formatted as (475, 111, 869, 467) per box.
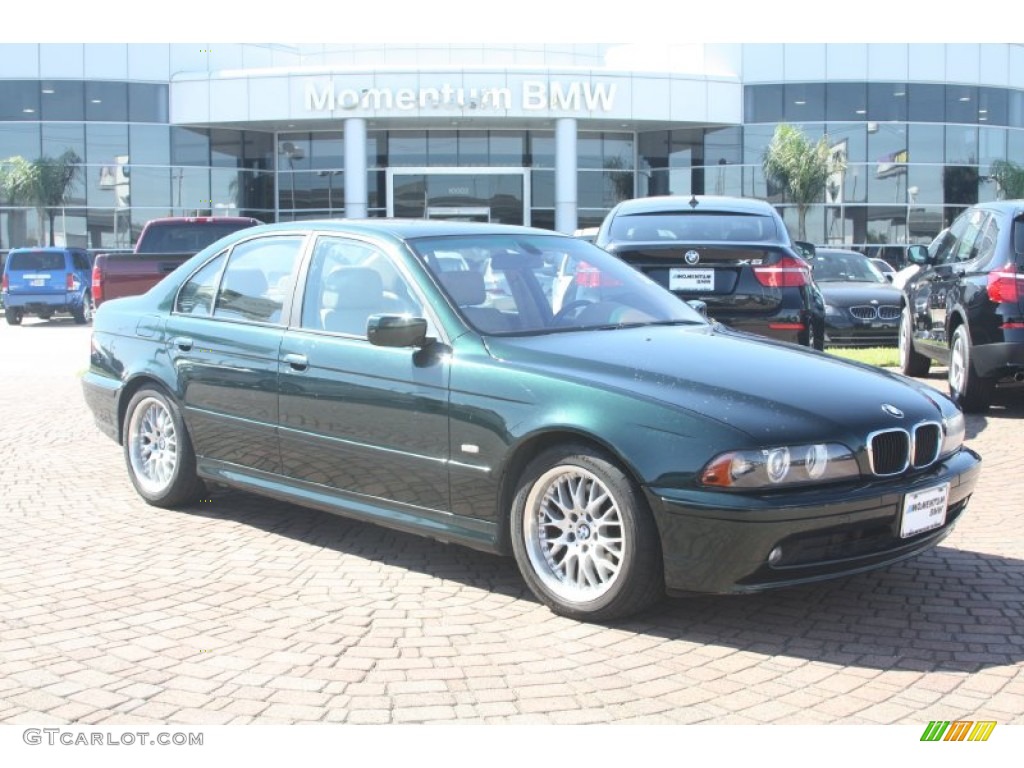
(305, 80, 618, 113)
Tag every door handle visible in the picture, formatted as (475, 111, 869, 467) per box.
(283, 353, 308, 372)
(172, 336, 193, 351)
(159, 262, 179, 273)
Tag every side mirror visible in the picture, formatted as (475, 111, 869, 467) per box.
(907, 244, 931, 265)
(793, 241, 816, 259)
(884, 273, 894, 282)
(367, 315, 428, 348)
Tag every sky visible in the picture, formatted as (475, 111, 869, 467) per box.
(2, 0, 1009, 45)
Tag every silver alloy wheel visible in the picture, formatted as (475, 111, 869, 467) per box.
(127, 396, 178, 495)
(523, 465, 626, 603)
(949, 330, 967, 395)
(82, 295, 92, 323)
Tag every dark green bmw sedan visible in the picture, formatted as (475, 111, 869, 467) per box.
(82, 220, 981, 621)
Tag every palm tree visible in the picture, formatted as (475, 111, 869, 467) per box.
(29, 149, 82, 246)
(0, 155, 35, 249)
(762, 124, 844, 241)
(989, 159, 1024, 200)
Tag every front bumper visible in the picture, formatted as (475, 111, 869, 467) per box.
(824, 316, 898, 347)
(646, 447, 981, 595)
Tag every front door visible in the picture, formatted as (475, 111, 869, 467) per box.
(277, 234, 451, 512)
(388, 168, 529, 225)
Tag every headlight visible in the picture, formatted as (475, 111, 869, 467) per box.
(825, 304, 842, 317)
(940, 411, 965, 458)
(700, 442, 859, 489)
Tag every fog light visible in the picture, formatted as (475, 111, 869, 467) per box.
(768, 546, 783, 565)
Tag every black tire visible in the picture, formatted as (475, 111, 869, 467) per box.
(72, 293, 93, 325)
(948, 324, 994, 413)
(5, 308, 22, 325)
(898, 305, 931, 377)
(122, 386, 204, 507)
(510, 444, 664, 622)
(38, 310, 52, 321)
(807, 317, 825, 351)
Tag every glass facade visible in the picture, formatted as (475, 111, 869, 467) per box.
(739, 82, 1024, 247)
(0, 80, 274, 250)
(0, 68, 1021, 253)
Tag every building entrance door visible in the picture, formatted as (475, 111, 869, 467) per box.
(387, 168, 529, 225)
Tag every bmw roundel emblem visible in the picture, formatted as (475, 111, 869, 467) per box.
(684, 250, 700, 265)
(881, 404, 904, 419)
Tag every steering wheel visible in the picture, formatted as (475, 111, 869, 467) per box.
(552, 299, 594, 325)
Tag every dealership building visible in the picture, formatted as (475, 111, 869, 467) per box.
(1, 42, 1023, 250)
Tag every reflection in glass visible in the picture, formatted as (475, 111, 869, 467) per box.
(0, 123, 41, 159)
(946, 85, 978, 125)
(128, 83, 169, 123)
(744, 84, 784, 123)
(129, 124, 170, 165)
(868, 82, 907, 122)
(171, 127, 210, 167)
(86, 123, 129, 166)
(907, 124, 944, 163)
(41, 81, 84, 121)
(42, 123, 85, 160)
(86, 81, 128, 122)
(866, 205, 907, 244)
(826, 83, 867, 122)
(907, 165, 943, 205)
(785, 83, 825, 122)
(908, 84, 944, 122)
(945, 125, 978, 164)
(0, 81, 40, 121)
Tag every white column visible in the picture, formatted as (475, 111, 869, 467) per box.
(554, 117, 578, 234)
(344, 117, 368, 219)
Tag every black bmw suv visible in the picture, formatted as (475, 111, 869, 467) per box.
(595, 195, 825, 348)
(899, 200, 1024, 411)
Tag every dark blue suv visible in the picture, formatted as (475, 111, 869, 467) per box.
(2, 247, 94, 325)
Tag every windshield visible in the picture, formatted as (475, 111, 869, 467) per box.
(409, 234, 706, 335)
(811, 252, 887, 284)
(608, 212, 779, 243)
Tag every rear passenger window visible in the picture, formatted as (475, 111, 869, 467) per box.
(176, 252, 227, 316)
(972, 216, 999, 266)
(213, 236, 304, 324)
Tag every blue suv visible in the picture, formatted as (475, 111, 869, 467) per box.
(2, 247, 94, 325)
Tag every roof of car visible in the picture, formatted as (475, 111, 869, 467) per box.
(238, 218, 563, 242)
(610, 195, 778, 217)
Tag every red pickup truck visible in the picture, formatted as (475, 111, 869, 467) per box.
(91, 216, 261, 308)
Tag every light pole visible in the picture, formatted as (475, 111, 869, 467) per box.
(279, 141, 306, 218)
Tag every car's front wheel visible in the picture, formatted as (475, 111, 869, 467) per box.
(899, 305, 931, 377)
(510, 445, 663, 622)
(123, 386, 203, 507)
(948, 325, 994, 412)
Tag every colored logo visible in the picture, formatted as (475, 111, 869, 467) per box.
(684, 250, 700, 265)
(920, 720, 997, 742)
(881, 403, 904, 419)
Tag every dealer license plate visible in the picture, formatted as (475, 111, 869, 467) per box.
(900, 482, 950, 538)
(669, 268, 714, 292)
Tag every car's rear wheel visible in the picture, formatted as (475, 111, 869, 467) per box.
(805, 317, 824, 351)
(72, 293, 92, 325)
(948, 325, 994, 412)
(38, 309, 52, 320)
(123, 386, 203, 507)
(899, 306, 931, 377)
(5, 308, 22, 325)
(510, 444, 663, 622)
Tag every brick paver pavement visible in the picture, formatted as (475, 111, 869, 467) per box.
(1, 318, 1022, 725)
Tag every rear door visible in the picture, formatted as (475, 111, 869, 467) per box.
(167, 233, 306, 474)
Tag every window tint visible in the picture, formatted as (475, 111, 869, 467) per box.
(175, 252, 227, 316)
(72, 253, 90, 271)
(213, 237, 304, 324)
(935, 212, 970, 264)
(301, 236, 423, 336)
(609, 213, 778, 243)
(8, 251, 65, 271)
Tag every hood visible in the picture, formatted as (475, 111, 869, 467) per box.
(485, 324, 950, 445)
(817, 282, 902, 307)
